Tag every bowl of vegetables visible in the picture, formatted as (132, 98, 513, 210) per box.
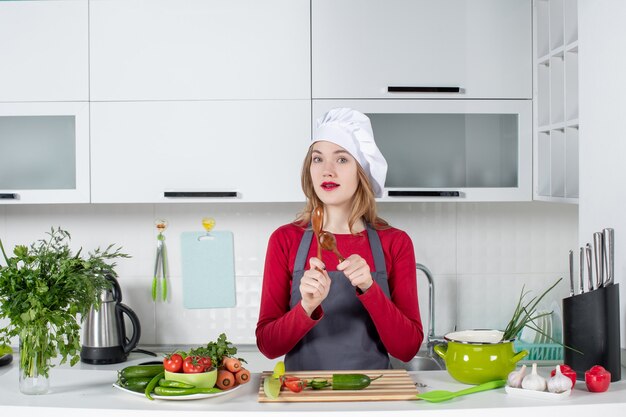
(163, 354, 217, 388)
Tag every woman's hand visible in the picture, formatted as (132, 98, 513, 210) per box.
(337, 255, 373, 293)
(300, 257, 331, 316)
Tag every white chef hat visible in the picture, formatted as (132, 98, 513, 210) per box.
(312, 108, 388, 197)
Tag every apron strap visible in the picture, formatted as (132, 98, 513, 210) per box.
(294, 228, 314, 271)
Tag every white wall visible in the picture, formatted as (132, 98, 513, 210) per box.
(0, 201, 577, 348)
(579, 0, 626, 351)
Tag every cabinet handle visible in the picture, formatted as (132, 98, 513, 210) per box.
(387, 86, 461, 93)
(163, 191, 238, 198)
(388, 191, 460, 197)
(0, 193, 18, 199)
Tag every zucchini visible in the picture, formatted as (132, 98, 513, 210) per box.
(332, 374, 382, 390)
(118, 364, 164, 379)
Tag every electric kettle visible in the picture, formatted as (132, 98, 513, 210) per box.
(80, 274, 141, 364)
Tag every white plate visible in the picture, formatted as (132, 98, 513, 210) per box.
(112, 383, 241, 401)
(505, 385, 571, 400)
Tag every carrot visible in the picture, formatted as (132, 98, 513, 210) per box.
(222, 356, 241, 373)
(234, 368, 251, 385)
(216, 369, 235, 390)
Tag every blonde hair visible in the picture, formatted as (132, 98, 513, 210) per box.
(295, 145, 389, 233)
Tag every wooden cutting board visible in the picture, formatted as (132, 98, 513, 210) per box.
(257, 369, 419, 402)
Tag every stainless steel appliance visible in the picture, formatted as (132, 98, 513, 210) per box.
(80, 274, 141, 364)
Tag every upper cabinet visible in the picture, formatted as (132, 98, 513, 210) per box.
(0, 102, 90, 204)
(90, 100, 310, 203)
(0, 0, 89, 102)
(533, 0, 579, 203)
(312, 0, 532, 100)
(89, 0, 310, 101)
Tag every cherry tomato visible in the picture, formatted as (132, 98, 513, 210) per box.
(197, 356, 212, 371)
(585, 365, 611, 392)
(182, 356, 206, 374)
(551, 364, 577, 388)
(163, 353, 183, 373)
(284, 377, 306, 393)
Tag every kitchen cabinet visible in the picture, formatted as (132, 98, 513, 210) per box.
(89, 0, 310, 101)
(0, 102, 90, 204)
(0, 0, 88, 102)
(90, 100, 310, 203)
(313, 99, 532, 202)
(534, 0, 579, 203)
(312, 0, 532, 99)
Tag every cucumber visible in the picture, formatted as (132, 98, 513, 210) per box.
(309, 378, 330, 390)
(120, 377, 152, 393)
(332, 374, 382, 390)
(118, 364, 164, 379)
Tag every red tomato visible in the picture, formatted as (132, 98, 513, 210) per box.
(182, 356, 206, 374)
(551, 364, 577, 388)
(163, 353, 183, 373)
(284, 377, 306, 393)
(585, 365, 611, 392)
(198, 356, 212, 371)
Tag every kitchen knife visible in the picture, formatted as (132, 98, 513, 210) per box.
(586, 243, 594, 292)
(579, 247, 585, 294)
(568, 249, 574, 296)
(593, 232, 604, 290)
(603, 228, 614, 286)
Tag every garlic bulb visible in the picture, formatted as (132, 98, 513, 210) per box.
(507, 364, 527, 388)
(548, 365, 573, 393)
(522, 363, 547, 391)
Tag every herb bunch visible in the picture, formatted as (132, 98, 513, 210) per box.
(188, 333, 246, 368)
(501, 277, 562, 342)
(0, 227, 129, 378)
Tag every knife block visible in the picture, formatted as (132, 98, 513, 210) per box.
(562, 283, 621, 382)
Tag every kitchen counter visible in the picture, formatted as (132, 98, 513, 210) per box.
(1, 352, 625, 417)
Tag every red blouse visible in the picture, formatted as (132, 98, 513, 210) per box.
(255, 223, 423, 362)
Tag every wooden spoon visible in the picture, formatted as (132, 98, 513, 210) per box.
(311, 206, 324, 260)
(319, 231, 345, 262)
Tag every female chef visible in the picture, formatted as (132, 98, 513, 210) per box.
(256, 108, 423, 370)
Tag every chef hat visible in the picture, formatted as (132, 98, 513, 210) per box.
(312, 108, 388, 198)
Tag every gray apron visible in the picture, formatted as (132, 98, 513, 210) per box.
(285, 224, 392, 371)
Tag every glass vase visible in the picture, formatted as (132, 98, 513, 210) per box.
(18, 336, 50, 395)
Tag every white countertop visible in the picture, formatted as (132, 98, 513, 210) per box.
(1, 351, 625, 417)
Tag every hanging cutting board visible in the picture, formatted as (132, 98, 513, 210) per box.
(257, 369, 418, 402)
(180, 231, 236, 309)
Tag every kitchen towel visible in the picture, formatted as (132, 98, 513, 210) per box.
(180, 231, 236, 309)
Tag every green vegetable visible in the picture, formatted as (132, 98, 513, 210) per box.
(187, 333, 246, 368)
(119, 364, 164, 379)
(0, 227, 129, 380)
(120, 377, 152, 393)
(309, 378, 330, 390)
(154, 386, 222, 396)
(158, 378, 195, 389)
(144, 371, 165, 400)
(332, 373, 382, 390)
(501, 278, 562, 342)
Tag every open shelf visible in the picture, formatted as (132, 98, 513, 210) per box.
(534, 0, 579, 204)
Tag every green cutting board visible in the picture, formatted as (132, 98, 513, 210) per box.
(180, 231, 236, 309)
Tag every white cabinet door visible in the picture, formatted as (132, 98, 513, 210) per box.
(0, 0, 88, 102)
(313, 0, 531, 99)
(91, 101, 310, 203)
(90, 0, 310, 101)
(313, 99, 532, 202)
(0, 102, 90, 204)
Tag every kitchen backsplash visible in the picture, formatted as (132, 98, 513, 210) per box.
(0, 201, 577, 348)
